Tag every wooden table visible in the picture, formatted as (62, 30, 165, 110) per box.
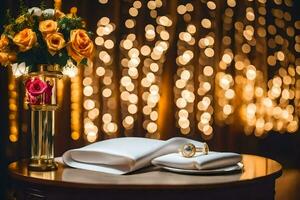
(8, 155, 282, 200)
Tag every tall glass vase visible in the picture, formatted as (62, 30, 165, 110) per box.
(24, 65, 62, 171)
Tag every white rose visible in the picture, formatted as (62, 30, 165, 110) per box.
(12, 62, 28, 78)
(28, 7, 42, 16)
(62, 60, 78, 78)
(42, 9, 55, 17)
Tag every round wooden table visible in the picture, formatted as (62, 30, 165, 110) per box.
(8, 154, 282, 200)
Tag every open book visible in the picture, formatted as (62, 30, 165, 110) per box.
(62, 137, 241, 175)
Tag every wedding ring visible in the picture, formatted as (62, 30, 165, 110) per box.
(178, 143, 209, 158)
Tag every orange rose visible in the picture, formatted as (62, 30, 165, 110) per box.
(45, 32, 65, 55)
(67, 29, 94, 63)
(13, 28, 37, 52)
(0, 52, 16, 65)
(39, 20, 58, 35)
(55, 9, 65, 19)
(0, 35, 9, 51)
(0, 52, 9, 65)
(9, 53, 17, 62)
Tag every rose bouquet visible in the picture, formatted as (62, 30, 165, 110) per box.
(1, 3, 95, 171)
(0, 5, 94, 75)
(0, 4, 94, 106)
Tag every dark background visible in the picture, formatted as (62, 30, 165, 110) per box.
(1, 0, 300, 199)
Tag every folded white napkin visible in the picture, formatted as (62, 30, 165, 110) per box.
(62, 137, 241, 175)
(151, 152, 242, 170)
(63, 137, 203, 175)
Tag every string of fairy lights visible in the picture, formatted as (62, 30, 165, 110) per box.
(96, 16, 118, 137)
(8, 73, 18, 142)
(237, 0, 262, 135)
(197, 1, 216, 138)
(7, 0, 300, 143)
(141, 0, 171, 138)
(175, 2, 196, 135)
(215, 0, 235, 126)
(120, 1, 141, 136)
(265, 0, 298, 134)
(70, 71, 82, 141)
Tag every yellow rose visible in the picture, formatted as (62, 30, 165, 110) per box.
(0, 35, 9, 51)
(0, 52, 16, 65)
(13, 28, 37, 52)
(45, 32, 65, 55)
(55, 10, 65, 19)
(39, 20, 58, 35)
(0, 52, 9, 65)
(67, 29, 94, 63)
(15, 15, 26, 24)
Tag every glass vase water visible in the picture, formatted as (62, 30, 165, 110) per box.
(24, 65, 62, 171)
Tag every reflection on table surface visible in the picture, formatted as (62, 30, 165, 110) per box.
(8, 154, 282, 188)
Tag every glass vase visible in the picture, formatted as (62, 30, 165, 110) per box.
(24, 65, 62, 171)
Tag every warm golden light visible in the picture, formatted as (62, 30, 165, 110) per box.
(6, 0, 297, 145)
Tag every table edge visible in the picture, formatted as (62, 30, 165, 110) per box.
(8, 154, 283, 190)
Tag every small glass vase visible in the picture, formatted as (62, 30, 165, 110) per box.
(24, 65, 62, 171)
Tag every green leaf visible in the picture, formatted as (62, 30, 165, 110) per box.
(87, 31, 94, 37)
(51, 49, 69, 66)
(40, 0, 47, 10)
(80, 58, 88, 66)
(19, 0, 28, 15)
(5, 10, 14, 24)
(58, 16, 86, 39)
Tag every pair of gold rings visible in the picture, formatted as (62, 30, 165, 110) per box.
(178, 142, 209, 158)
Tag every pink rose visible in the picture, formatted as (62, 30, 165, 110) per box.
(25, 78, 54, 105)
(44, 81, 53, 104)
(27, 94, 40, 105)
(26, 78, 48, 96)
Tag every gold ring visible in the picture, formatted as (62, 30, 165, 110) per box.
(178, 143, 209, 158)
